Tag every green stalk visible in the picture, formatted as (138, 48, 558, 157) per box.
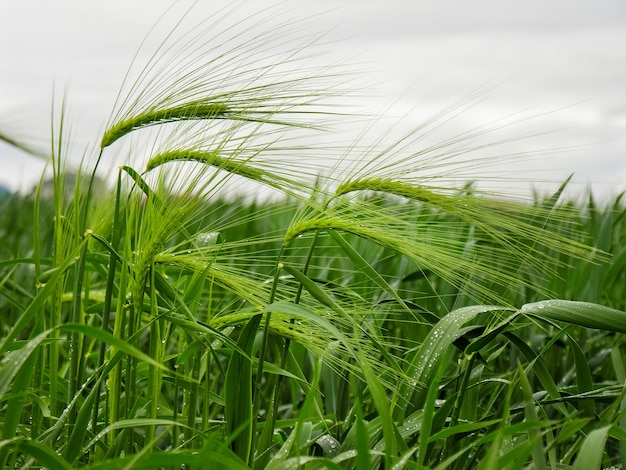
(249, 245, 285, 467)
(187, 349, 201, 448)
(49, 265, 63, 415)
(92, 170, 124, 436)
(257, 230, 322, 467)
(78, 149, 103, 236)
(442, 353, 476, 459)
(49, 95, 67, 419)
(172, 362, 180, 450)
(33, 178, 43, 288)
(68, 232, 90, 426)
(2, 348, 39, 448)
(125, 273, 147, 448)
(183, 352, 193, 447)
(31, 179, 44, 439)
(517, 362, 547, 470)
(108, 253, 131, 445)
(146, 266, 163, 450)
(202, 351, 211, 432)
(124, 308, 136, 423)
(173, 327, 189, 450)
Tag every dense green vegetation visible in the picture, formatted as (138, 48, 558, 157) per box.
(1, 7, 625, 469)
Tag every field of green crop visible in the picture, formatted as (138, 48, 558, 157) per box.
(1, 7, 625, 469)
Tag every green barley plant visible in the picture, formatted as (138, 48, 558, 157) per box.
(1, 4, 625, 469)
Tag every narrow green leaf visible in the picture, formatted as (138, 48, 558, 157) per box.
(572, 425, 610, 470)
(1, 346, 39, 439)
(517, 362, 546, 470)
(418, 356, 446, 469)
(353, 393, 372, 470)
(394, 305, 507, 420)
(428, 419, 502, 442)
(328, 230, 414, 316)
(567, 334, 595, 418)
(464, 311, 518, 355)
(0, 241, 86, 355)
(262, 302, 354, 356)
(502, 331, 569, 416)
(87, 448, 248, 470)
(224, 314, 262, 463)
(360, 352, 397, 468)
(279, 263, 348, 316)
(58, 323, 182, 378)
(0, 330, 49, 399)
(120, 165, 157, 200)
(0, 438, 72, 470)
(65, 375, 102, 463)
(522, 300, 626, 333)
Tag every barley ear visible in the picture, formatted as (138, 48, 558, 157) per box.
(100, 102, 228, 149)
(145, 148, 307, 197)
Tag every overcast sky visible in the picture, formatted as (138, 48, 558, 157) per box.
(1, 0, 625, 201)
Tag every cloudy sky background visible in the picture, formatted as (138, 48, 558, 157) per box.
(1, 0, 625, 201)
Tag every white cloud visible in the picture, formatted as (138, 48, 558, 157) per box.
(0, 0, 624, 200)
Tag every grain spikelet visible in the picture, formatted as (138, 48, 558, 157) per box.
(101, 102, 228, 148)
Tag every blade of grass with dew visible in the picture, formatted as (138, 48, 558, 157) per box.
(393, 305, 511, 420)
(59, 323, 185, 377)
(89, 171, 124, 438)
(86, 449, 249, 470)
(145, 268, 164, 449)
(0, 329, 51, 403)
(0, 343, 39, 445)
(571, 425, 611, 470)
(443, 354, 478, 457)
(0, 438, 73, 470)
(64, 370, 108, 464)
(521, 299, 626, 333)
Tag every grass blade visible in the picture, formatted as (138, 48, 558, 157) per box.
(572, 425, 610, 470)
(516, 362, 547, 470)
(417, 356, 446, 469)
(522, 300, 626, 333)
(567, 333, 595, 418)
(394, 305, 508, 420)
(360, 352, 397, 468)
(1, 346, 39, 441)
(224, 314, 262, 463)
(353, 392, 372, 470)
(0, 438, 72, 470)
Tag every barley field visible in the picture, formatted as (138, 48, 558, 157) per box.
(0, 7, 625, 470)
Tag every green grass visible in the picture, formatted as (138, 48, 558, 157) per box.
(1, 5, 626, 469)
